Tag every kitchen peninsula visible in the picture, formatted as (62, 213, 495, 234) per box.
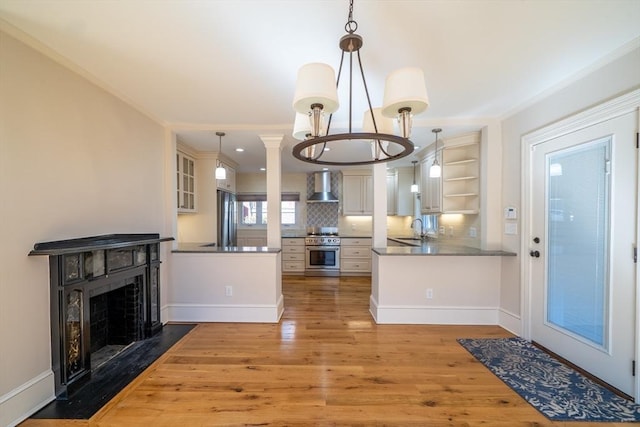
(371, 237, 517, 326)
(170, 244, 283, 323)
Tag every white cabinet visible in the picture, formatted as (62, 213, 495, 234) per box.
(216, 161, 236, 194)
(177, 151, 196, 213)
(420, 152, 442, 214)
(342, 174, 373, 215)
(388, 168, 414, 216)
(442, 141, 479, 214)
(386, 173, 397, 215)
(340, 237, 372, 274)
(282, 238, 305, 274)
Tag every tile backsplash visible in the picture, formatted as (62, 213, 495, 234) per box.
(306, 172, 340, 227)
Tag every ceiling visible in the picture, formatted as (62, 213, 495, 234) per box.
(1, 1, 639, 173)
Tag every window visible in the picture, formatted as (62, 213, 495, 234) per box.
(237, 193, 300, 226)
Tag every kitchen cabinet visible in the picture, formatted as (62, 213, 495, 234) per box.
(216, 161, 236, 194)
(340, 237, 372, 274)
(386, 173, 397, 215)
(420, 152, 442, 214)
(281, 237, 305, 274)
(177, 151, 196, 213)
(389, 167, 414, 216)
(342, 174, 373, 215)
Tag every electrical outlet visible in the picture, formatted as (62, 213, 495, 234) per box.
(426, 288, 433, 299)
(439, 226, 445, 235)
(225, 285, 233, 297)
(469, 227, 477, 238)
(448, 226, 454, 237)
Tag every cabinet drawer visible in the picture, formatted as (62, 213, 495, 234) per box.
(282, 238, 304, 246)
(341, 259, 372, 272)
(282, 245, 304, 254)
(282, 253, 304, 261)
(340, 238, 371, 246)
(283, 261, 305, 272)
(341, 246, 371, 258)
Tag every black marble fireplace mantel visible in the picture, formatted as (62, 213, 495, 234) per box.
(30, 233, 173, 399)
(29, 233, 174, 256)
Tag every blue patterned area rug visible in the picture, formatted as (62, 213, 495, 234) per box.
(458, 337, 640, 422)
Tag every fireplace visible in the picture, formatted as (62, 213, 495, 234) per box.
(30, 234, 172, 399)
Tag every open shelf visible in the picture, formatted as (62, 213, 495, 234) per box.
(444, 176, 478, 182)
(444, 158, 477, 166)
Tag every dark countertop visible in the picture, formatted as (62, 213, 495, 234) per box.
(172, 243, 281, 254)
(377, 237, 517, 256)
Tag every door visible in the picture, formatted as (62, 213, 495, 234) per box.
(529, 110, 638, 397)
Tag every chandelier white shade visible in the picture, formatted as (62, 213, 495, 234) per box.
(382, 67, 429, 117)
(292, 112, 312, 140)
(292, 63, 339, 115)
(363, 108, 394, 160)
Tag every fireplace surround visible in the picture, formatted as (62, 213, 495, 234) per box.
(30, 233, 172, 399)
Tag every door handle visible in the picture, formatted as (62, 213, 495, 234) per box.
(529, 250, 540, 258)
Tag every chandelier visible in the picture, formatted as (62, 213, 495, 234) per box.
(291, 0, 429, 166)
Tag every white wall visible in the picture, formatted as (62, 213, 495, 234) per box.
(0, 32, 167, 426)
(499, 45, 640, 323)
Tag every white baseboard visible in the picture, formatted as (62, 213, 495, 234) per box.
(371, 300, 499, 325)
(0, 370, 54, 427)
(166, 300, 283, 323)
(498, 308, 521, 335)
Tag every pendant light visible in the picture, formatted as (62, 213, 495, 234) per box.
(215, 132, 226, 180)
(410, 160, 419, 193)
(429, 128, 442, 178)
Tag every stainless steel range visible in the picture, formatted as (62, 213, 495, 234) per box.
(305, 227, 340, 276)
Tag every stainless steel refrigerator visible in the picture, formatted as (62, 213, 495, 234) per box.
(217, 190, 237, 247)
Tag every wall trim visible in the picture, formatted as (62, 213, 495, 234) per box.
(0, 370, 54, 427)
(371, 302, 499, 325)
(498, 308, 521, 336)
(166, 299, 283, 323)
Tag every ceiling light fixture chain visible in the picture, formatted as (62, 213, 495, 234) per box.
(291, 0, 428, 166)
(215, 131, 227, 180)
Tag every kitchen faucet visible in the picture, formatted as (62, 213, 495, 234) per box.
(411, 218, 425, 238)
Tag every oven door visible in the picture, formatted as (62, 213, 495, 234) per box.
(305, 246, 340, 270)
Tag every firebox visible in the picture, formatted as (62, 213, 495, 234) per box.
(30, 234, 172, 399)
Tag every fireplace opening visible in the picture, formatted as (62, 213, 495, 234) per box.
(89, 276, 143, 370)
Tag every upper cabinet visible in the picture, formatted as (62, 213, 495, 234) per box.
(216, 161, 236, 194)
(420, 132, 480, 215)
(387, 168, 414, 216)
(342, 173, 373, 215)
(177, 150, 196, 213)
(419, 152, 442, 214)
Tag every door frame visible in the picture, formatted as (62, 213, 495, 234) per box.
(521, 88, 640, 401)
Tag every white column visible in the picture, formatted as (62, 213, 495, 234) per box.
(260, 134, 284, 248)
(480, 121, 503, 250)
(372, 162, 387, 248)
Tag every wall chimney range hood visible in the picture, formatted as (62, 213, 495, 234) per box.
(307, 171, 339, 203)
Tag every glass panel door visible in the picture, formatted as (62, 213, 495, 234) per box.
(546, 139, 609, 348)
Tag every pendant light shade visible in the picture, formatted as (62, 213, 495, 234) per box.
(429, 128, 442, 178)
(215, 132, 227, 180)
(410, 160, 419, 193)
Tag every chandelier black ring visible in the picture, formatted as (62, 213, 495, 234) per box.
(292, 133, 414, 166)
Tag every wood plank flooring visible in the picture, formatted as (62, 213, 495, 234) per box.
(21, 275, 629, 426)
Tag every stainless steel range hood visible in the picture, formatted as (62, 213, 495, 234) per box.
(307, 171, 339, 203)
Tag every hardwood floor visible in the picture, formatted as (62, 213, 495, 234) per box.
(22, 275, 628, 426)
